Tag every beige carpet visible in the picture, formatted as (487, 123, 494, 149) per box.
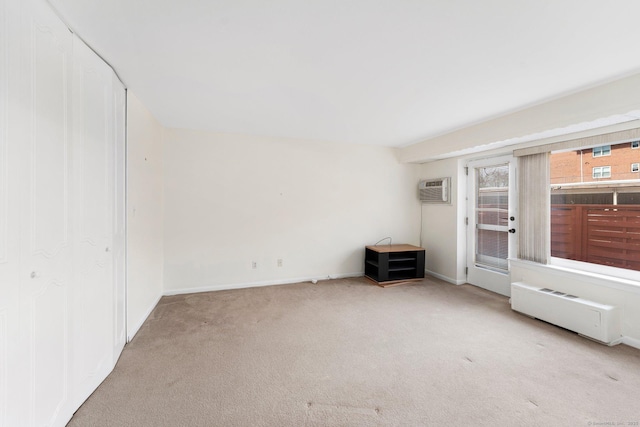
(68, 277, 640, 426)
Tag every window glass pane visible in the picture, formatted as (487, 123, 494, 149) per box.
(551, 140, 640, 272)
(475, 165, 509, 271)
(476, 229, 508, 270)
(592, 167, 601, 178)
(632, 141, 639, 149)
(593, 145, 611, 157)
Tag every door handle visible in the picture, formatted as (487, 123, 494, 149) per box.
(508, 228, 516, 233)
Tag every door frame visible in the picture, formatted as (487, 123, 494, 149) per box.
(466, 155, 517, 296)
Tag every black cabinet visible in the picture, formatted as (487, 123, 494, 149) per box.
(364, 244, 425, 287)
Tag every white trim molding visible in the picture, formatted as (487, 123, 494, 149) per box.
(163, 272, 365, 297)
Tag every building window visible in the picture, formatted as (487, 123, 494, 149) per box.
(592, 145, 611, 157)
(592, 166, 611, 178)
(633, 163, 640, 173)
(632, 141, 640, 149)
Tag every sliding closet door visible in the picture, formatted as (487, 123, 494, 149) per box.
(14, 0, 75, 425)
(71, 34, 116, 405)
(0, 1, 127, 425)
(25, 3, 74, 424)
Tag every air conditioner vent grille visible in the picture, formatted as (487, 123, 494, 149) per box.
(418, 177, 450, 203)
(537, 287, 580, 299)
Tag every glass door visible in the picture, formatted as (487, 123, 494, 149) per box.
(466, 156, 517, 296)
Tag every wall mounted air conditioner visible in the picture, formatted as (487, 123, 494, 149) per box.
(419, 178, 450, 203)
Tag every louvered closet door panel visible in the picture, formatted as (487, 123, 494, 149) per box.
(71, 34, 116, 404)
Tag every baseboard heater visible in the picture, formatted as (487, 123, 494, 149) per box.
(510, 282, 621, 345)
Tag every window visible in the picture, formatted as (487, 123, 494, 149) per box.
(550, 139, 640, 275)
(632, 141, 640, 149)
(592, 145, 611, 157)
(592, 166, 611, 178)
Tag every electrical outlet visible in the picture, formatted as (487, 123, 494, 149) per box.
(252, 261, 257, 269)
(277, 258, 283, 267)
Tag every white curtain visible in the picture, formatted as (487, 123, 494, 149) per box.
(517, 152, 550, 263)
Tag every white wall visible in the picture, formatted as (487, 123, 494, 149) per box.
(418, 158, 467, 284)
(126, 91, 164, 339)
(162, 129, 421, 294)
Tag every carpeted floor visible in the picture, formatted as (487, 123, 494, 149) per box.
(68, 276, 640, 426)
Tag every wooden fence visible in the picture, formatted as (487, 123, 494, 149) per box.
(550, 204, 640, 271)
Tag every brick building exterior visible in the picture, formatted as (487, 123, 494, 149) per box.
(550, 141, 640, 184)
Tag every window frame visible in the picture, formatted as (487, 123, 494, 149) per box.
(592, 145, 611, 157)
(551, 256, 640, 283)
(632, 141, 640, 149)
(632, 163, 640, 173)
(592, 165, 611, 178)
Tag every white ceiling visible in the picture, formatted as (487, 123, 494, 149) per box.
(49, 0, 640, 147)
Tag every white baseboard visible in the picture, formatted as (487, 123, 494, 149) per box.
(163, 272, 364, 296)
(127, 293, 162, 342)
(425, 269, 465, 285)
(622, 336, 640, 350)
